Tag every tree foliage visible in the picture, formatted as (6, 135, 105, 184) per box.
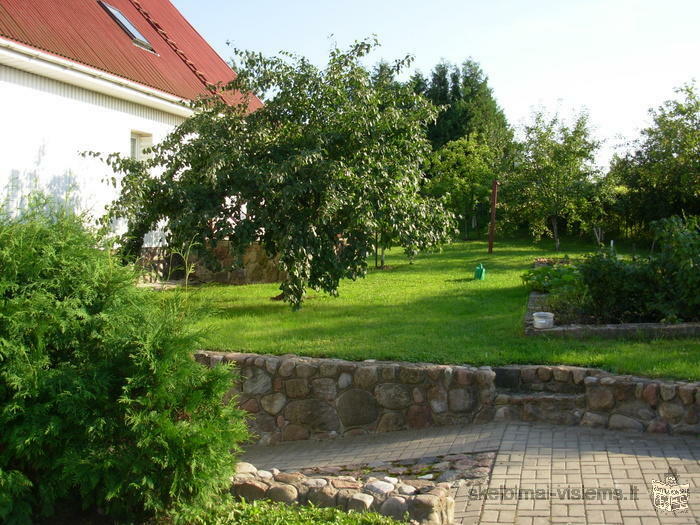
(102, 39, 455, 308)
(504, 110, 599, 250)
(424, 136, 496, 238)
(0, 199, 248, 524)
(417, 59, 513, 166)
(610, 83, 700, 230)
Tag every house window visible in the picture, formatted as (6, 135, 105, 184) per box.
(130, 132, 152, 161)
(99, 1, 155, 52)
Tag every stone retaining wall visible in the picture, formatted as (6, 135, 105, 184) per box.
(192, 242, 285, 285)
(492, 365, 700, 435)
(195, 352, 700, 440)
(195, 352, 496, 444)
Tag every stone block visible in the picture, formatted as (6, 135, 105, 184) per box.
(660, 383, 677, 401)
(308, 485, 338, 508)
(406, 405, 433, 429)
(236, 462, 258, 475)
(354, 366, 378, 390)
(537, 367, 553, 381)
(312, 378, 337, 401)
(240, 398, 260, 413)
(364, 480, 395, 496)
(282, 424, 309, 441)
(412, 387, 424, 403)
(580, 411, 608, 428)
(475, 367, 496, 386)
(672, 423, 700, 435)
(398, 366, 425, 384)
(267, 483, 298, 503)
(587, 386, 615, 410)
(295, 363, 316, 379)
(377, 412, 405, 432)
(427, 386, 448, 413)
(284, 378, 310, 398)
(454, 367, 473, 386)
(261, 393, 286, 415)
(410, 494, 442, 524)
(658, 402, 684, 424)
(337, 372, 353, 389)
(678, 385, 696, 405)
(380, 496, 408, 520)
(647, 418, 669, 433)
(337, 389, 379, 427)
(319, 362, 340, 378)
(242, 368, 272, 395)
(494, 367, 520, 389)
(608, 414, 644, 432)
(376, 383, 411, 409)
(379, 364, 398, 381)
(448, 388, 473, 412)
(571, 368, 587, 384)
(347, 492, 374, 512)
(264, 357, 280, 374)
(552, 366, 571, 383)
(642, 383, 659, 407)
(278, 359, 296, 377)
(252, 413, 276, 433)
(233, 479, 268, 500)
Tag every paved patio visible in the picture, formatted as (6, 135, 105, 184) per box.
(243, 421, 700, 524)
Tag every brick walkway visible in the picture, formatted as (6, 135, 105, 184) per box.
(243, 422, 700, 524)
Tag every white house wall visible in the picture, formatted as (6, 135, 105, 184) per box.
(0, 63, 185, 244)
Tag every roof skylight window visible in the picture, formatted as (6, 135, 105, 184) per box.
(99, 1, 154, 52)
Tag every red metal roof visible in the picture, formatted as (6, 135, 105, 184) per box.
(0, 0, 261, 109)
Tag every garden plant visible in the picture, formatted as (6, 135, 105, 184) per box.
(0, 200, 249, 524)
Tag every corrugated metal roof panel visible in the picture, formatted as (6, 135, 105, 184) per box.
(0, 0, 261, 109)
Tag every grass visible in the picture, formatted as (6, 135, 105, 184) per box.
(186, 239, 700, 381)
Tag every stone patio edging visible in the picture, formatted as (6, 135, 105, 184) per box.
(232, 461, 456, 525)
(195, 351, 700, 442)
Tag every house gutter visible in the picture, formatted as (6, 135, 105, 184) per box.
(0, 37, 194, 118)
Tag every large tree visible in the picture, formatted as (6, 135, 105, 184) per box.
(419, 59, 513, 166)
(101, 39, 455, 307)
(610, 83, 700, 230)
(505, 110, 600, 250)
(424, 136, 496, 238)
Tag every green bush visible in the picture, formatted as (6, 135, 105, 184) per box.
(0, 200, 249, 524)
(648, 216, 700, 322)
(578, 252, 656, 323)
(522, 217, 700, 324)
(577, 216, 699, 323)
(205, 499, 401, 525)
(521, 261, 579, 293)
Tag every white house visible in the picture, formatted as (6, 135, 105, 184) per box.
(0, 0, 260, 242)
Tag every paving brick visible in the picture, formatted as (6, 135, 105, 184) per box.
(242, 420, 700, 525)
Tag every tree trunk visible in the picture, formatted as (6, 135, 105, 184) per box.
(551, 216, 560, 251)
(593, 226, 604, 245)
(374, 234, 379, 268)
(380, 246, 385, 269)
(463, 209, 469, 240)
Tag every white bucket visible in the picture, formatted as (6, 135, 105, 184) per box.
(533, 311, 554, 329)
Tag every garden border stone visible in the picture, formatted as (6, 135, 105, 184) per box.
(524, 291, 700, 339)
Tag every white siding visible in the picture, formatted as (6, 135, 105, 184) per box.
(0, 63, 185, 243)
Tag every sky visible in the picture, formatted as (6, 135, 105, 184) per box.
(172, 0, 700, 168)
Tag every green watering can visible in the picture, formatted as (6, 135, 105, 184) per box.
(474, 263, 486, 280)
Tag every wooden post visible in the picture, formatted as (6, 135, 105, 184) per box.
(487, 179, 499, 254)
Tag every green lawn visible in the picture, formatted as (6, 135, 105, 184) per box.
(187, 240, 700, 381)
